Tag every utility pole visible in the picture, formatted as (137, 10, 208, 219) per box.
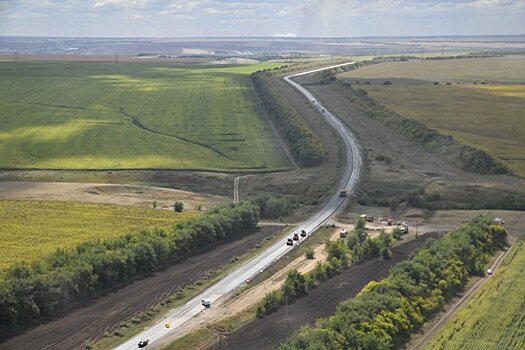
(285, 295, 289, 329)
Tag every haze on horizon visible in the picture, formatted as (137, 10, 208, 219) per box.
(0, 0, 524, 38)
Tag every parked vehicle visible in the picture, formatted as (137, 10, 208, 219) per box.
(201, 298, 211, 307)
(340, 229, 348, 238)
(360, 214, 374, 222)
(494, 217, 505, 225)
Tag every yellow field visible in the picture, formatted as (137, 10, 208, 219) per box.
(423, 241, 525, 350)
(0, 200, 191, 271)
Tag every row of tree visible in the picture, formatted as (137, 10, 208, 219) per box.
(251, 195, 296, 219)
(333, 80, 508, 174)
(256, 220, 394, 317)
(280, 217, 507, 349)
(0, 202, 259, 337)
(251, 71, 326, 167)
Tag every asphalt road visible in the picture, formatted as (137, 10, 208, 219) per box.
(114, 62, 360, 350)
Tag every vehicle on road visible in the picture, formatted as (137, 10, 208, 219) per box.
(286, 238, 294, 246)
(339, 190, 347, 197)
(293, 233, 300, 241)
(201, 298, 211, 307)
(400, 225, 409, 234)
(138, 340, 149, 348)
(300, 229, 307, 237)
(487, 268, 493, 275)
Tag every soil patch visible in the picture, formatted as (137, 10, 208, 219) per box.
(0, 181, 226, 210)
(0, 226, 281, 350)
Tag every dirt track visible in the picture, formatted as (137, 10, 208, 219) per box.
(0, 226, 281, 350)
(220, 232, 440, 350)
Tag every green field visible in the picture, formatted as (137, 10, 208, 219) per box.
(339, 57, 525, 176)
(0, 61, 288, 171)
(0, 199, 191, 271)
(423, 241, 525, 350)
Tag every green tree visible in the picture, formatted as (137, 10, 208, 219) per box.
(174, 201, 184, 213)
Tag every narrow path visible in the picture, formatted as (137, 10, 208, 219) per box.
(118, 107, 233, 161)
(410, 242, 513, 350)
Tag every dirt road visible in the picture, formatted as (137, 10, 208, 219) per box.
(219, 232, 440, 350)
(0, 226, 281, 350)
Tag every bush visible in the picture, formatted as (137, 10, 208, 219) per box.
(305, 247, 315, 259)
(173, 201, 184, 212)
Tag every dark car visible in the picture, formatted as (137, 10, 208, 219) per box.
(300, 229, 307, 237)
(286, 238, 294, 246)
(138, 339, 150, 348)
(293, 233, 300, 241)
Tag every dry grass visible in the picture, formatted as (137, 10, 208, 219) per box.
(340, 56, 525, 83)
(359, 84, 525, 176)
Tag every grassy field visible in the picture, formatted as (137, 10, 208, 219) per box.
(423, 240, 525, 350)
(0, 199, 191, 271)
(339, 57, 525, 176)
(0, 61, 289, 171)
(341, 56, 525, 83)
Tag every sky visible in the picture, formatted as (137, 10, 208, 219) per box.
(0, 0, 524, 37)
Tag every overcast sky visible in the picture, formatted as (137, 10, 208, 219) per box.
(1, 0, 524, 37)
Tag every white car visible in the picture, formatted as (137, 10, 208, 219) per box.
(201, 298, 211, 307)
(486, 268, 493, 275)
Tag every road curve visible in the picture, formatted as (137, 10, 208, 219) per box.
(113, 62, 360, 350)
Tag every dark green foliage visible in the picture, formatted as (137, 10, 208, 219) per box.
(0, 202, 259, 336)
(252, 195, 295, 218)
(334, 81, 508, 175)
(305, 247, 315, 259)
(280, 217, 507, 349)
(173, 201, 184, 213)
(251, 72, 326, 167)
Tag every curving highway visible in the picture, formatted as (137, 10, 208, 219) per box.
(113, 61, 360, 350)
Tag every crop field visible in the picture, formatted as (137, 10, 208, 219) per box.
(340, 56, 525, 83)
(0, 199, 191, 271)
(423, 241, 525, 350)
(339, 57, 525, 176)
(0, 61, 288, 171)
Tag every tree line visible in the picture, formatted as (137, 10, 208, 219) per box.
(332, 80, 508, 175)
(251, 71, 326, 167)
(280, 217, 507, 349)
(256, 219, 395, 317)
(0, 202, 259, 338)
